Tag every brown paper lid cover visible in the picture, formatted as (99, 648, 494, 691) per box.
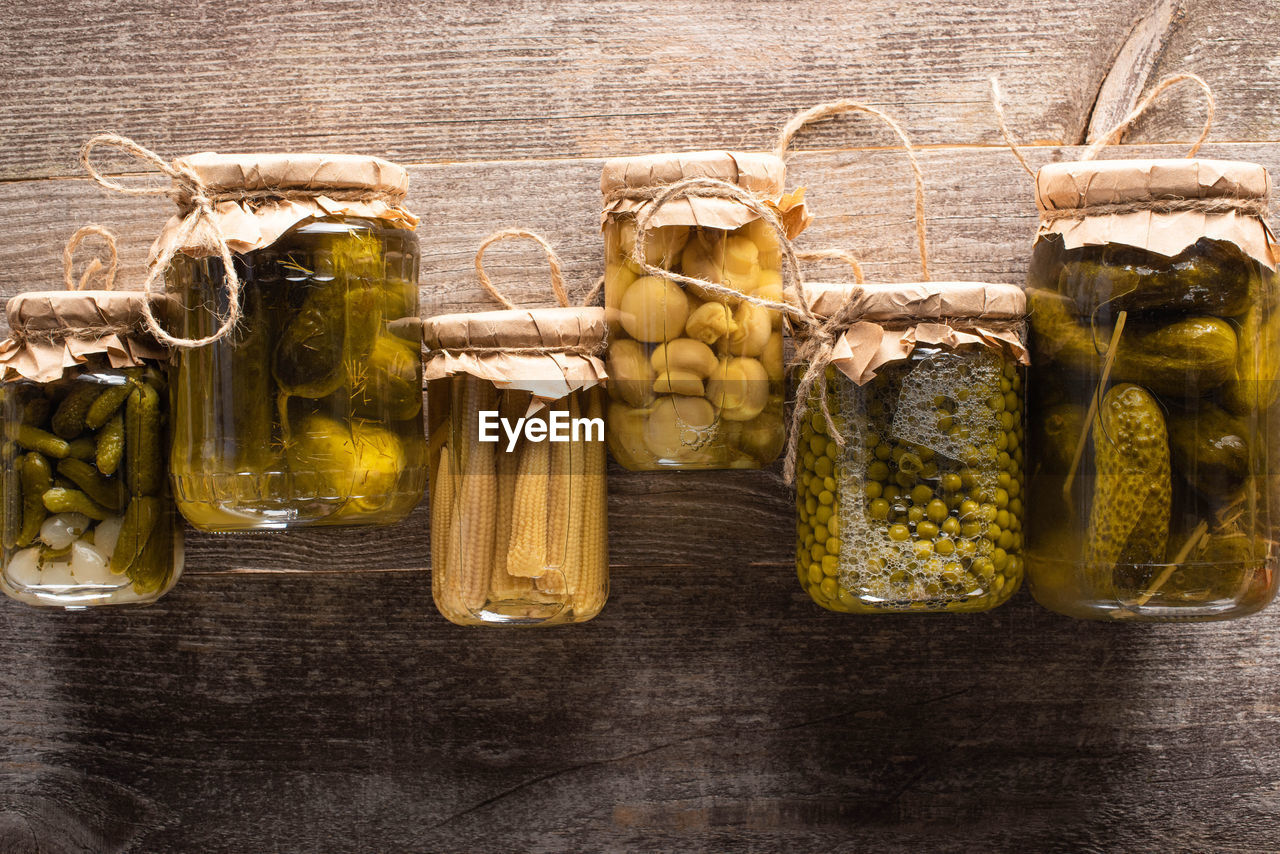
(1035, 159, 1270, 211)
(0, 290, 167, 382)
(422, 307, 607, 402)
(174, 152, 409, 198)
(800, 281, 1027, 321)
(601, 150, 787, 231)
(1034, 158, 1276, 269)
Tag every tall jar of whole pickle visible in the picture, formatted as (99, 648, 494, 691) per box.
(600, 151, 809, 470)
(82, 142, 427, 532)
(424, 231, 609, 626)
(0, 264, 183, 607)
(1025, 158, 1279, 621)
(791, 282, 1029, 613)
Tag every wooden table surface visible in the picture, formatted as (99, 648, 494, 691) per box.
(2, 1, 1279, 851)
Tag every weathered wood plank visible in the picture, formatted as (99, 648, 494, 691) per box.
(9, 0, 1280, 181)
(0, 569, 1275, 852)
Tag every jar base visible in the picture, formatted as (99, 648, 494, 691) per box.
(1026, 555, 1278, 622)
(173, 470, 426, 532)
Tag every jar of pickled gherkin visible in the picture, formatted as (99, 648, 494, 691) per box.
(1026, 158, 1279, 620)
(81, 140, 427, 532)
(792, 282, 1029, 613)
(423, 231, 609, 626)
(600, 151, 809, 470)
(0, 277, 182, 607)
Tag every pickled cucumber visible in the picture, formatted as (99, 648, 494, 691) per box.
(2, 367, 178, 605)
(1168, 404, 1251, 504)
(1029, 289, 1238, 396)
(1084, 384, 1170, 583)
(166, 222, 427, 531)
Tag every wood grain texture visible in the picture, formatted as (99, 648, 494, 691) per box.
(1, 1, 1280, 851)
(0, 570, 1277, 852)
(3, 0, 1271, 181)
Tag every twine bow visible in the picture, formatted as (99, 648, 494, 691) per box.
(989, 72, 1216, 177)
(80, 133, 242, 349)
(63, 224, 118, 291)
(436, 228, 605, 359)
(771, 100, 932, 482)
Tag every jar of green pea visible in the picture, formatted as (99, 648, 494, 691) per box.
(793, 282, 1029, 613)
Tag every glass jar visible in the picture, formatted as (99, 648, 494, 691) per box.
(2, 289, 182, 607)
(423, 307, 609, 626)
(793, 282, 1028, 613)
(601, 151, 806, 470)
(1026, 159, 1279, 621)
(158, 154, 426, 531)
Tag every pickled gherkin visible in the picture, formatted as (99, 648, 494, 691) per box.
(1, 362, 182, 607)
(795, 349, 1026, 613)
(166, 219, 427, 531)
(1026, 232, 1279, 620)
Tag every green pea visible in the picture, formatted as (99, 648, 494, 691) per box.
(814, 456, 833, 479)
(907, 506, 925, 524)
(821, 555, 839, 576)
(910, 484, 933, 505)
(935, 538, 955, 557)
(913, 540, 933, 559)
(826, 536, 841, 554)
(864, 481, 883, 500)
(807, 564, 823, 585)
(867, 461, 890, 481)
(819, 577, 839, 599)
(869, 499, 890, 521)
(874, 442, 892, 461)
(887, 523, 910, 542)
(926, 499, 949, 523)
(818, 490, 833, 506)
(940, 473, 962, 492)
(917, 521, 939, 539)
(941, 517, 960, 536)
(958, 499, 979, 519)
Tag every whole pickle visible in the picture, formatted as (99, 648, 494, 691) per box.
(110, 496, 160, 577)
(50, 383, 103, 439)
(1168, 404, 1251, 504)
(125, 380, 163, 496)
(1085, 384, 1171, 584)
(57, 458, 124, 511)
(286, 414, 405, 514)
(17, 452, 52, 547)
(274, 282, 383, 400)
(1060, 240, 1252, 317)
(1222, 296, 1280, 415)
(1029, 290, 1237, 397)
(350, 334, 422, 422)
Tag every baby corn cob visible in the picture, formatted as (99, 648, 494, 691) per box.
(429, 432, 453, 582)
(506, 425, 550, 579)
(452, 376, 498, 613)
(576, 389, 609, 617)
(538, 399, 573, 595)
(490, 390, 535, 601)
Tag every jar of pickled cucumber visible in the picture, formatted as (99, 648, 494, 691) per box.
(600, 151, 809, 470)
(0, 289, 182, 607)
(1026, 158, 1279, 621)
(147, 152, 426, 531)
(792, 282, 1029, 613)
(423, 305, 609, 626)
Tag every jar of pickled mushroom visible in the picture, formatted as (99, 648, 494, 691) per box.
(84, 143, 427, 532)
(791, 282, 1029, 613)
(1026, 159, 1279, 621)
(0, 285, 182, 607)
(600, 151, 809, 470)
(423, 232, 609, 626)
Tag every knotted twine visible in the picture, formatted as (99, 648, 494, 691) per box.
(775, 100, 933, 482)
(79, 133, 407, 351)
(430, 228, 606, 360)
(988, 71, 1250, 218)
(10, 225, 136, 346)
